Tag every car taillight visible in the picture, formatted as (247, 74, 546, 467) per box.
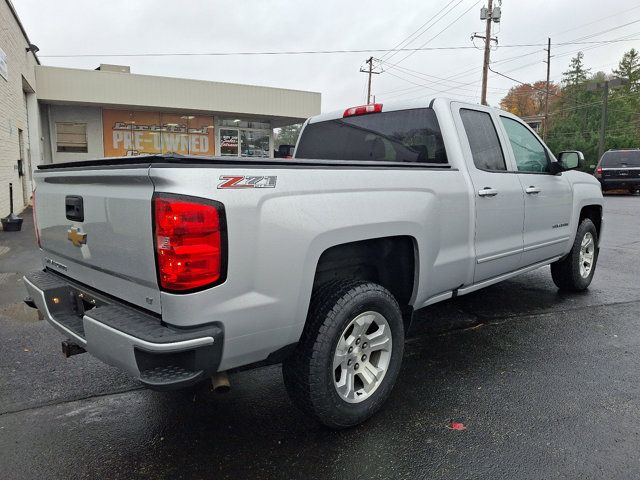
(153, 194, 226, 292)
(596, 166, 603, 177)
(32, 189, 41, 248)
(343, 103, 383, 118)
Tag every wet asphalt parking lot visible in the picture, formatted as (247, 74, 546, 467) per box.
(0, 195, 639, 480)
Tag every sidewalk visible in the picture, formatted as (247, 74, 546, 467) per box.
(0, 208, 42, 321)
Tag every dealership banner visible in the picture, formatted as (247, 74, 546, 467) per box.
(102, 110, 215, 157)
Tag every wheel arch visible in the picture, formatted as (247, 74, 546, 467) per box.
(579, 204, 603, 240)
(310, 235, 418, 331)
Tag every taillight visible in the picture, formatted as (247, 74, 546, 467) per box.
(343, 103, 383, 118)
(596, 166, 603, 177)
(32, 189, 41, 248)
(153, 194, 226, 292)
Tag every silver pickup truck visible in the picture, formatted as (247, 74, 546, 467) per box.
(24, 98, 603, 428)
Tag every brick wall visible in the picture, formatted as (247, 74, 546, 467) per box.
(0, 0, 38, 218)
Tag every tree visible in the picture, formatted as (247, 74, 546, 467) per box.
(562, 52, 590, 86)
(499, 81, 560, 117)
(499, 84, 536, 116)
(498, 51, 640, 169)
(612, 48, 640, 91)
(274, 124, 302, 147)
(532, 80, 561, 113)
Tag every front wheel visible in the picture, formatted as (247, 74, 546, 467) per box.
(551, 218, 599, 291)
(283, 280, 404, 429)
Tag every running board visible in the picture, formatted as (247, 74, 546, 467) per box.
(419, 256, 562, 308)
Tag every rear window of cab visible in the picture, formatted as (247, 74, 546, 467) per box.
(295, 108, 448, 164)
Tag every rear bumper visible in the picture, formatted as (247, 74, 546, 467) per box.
(23, 270, 223, 390)
(599, 178, 640, 190)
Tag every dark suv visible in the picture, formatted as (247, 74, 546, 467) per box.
(594, 149, 640, 194)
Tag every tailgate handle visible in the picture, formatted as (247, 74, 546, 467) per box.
(65, 196, 84, 222)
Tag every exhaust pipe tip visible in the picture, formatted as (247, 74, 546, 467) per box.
(211, 372, 230, 393)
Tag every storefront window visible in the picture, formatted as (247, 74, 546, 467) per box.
(240, 130, 270, 157)
(220, 129, 239, 156)
(102, 110, 214, 157)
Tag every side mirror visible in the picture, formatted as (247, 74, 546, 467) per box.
(557, 151, 584, 171)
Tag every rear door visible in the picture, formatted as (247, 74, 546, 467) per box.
(34, 167, 161, 313)
(453, 105, 524, 283)
(497, 115, 573, 266)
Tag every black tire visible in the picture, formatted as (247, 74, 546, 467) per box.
(551, 218, 599, 291)
(283, 279, 404, 429)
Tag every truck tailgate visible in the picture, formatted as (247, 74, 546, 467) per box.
(34, 167, 161, 313)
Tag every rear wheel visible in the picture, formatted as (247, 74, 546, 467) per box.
(551, 218, 598, 291)
(283, 280, 404, 429)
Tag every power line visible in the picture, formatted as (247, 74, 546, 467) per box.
(38, 37, 640, 58)
(554, 4, 640, 37)
(380, 70, 480, 99)
(379, 0, 462, 63)
(391, 0, 482, 66)
(379, 59, 509, 91)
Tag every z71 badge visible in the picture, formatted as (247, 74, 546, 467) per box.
(217, 175, 277, 189)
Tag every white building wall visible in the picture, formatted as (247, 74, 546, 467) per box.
(35, 66, 321, 126)
(0, 0, 39, 217)
(48, 105, 104, 163)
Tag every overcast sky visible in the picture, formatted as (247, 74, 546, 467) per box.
(11, 0, 640, 113)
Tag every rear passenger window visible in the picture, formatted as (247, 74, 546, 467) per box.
(295, 108, 448, 164)
(460, 109, 506, 171)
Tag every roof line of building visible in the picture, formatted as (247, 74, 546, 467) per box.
(37, 64, 322, 96)
(5, 0, 40, 65)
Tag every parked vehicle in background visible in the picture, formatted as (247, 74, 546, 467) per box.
(24, 98, 603, 429)
(594, 149, 640, 194)
(274, 144, 295, 158)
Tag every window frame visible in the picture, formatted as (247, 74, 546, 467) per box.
(498, 115, 554, 175)
(458, 108, 510, 174)
(55, 122, 88, 153)
(295, 107, 450, 166)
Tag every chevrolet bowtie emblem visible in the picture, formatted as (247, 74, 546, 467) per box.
(67, 226, 87, 247)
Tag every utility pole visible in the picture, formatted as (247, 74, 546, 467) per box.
(480, 0, 493, 106)
(473, 1, 500, 105)
(360, 57, 381, 104)
(597, 80, 610, 160)
(543, 38, 551, 141)
(588, 77, 626, 159)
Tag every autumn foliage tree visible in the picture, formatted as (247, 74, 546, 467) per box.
(499, 81, 560, 117)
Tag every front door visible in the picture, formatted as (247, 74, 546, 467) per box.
(455, 106, 525, 283)
(498, 115, 573, 266)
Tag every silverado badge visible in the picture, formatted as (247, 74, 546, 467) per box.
(67, 226, 87, 247)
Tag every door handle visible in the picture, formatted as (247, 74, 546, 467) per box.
(525, 186, 541, 194)
(478, 187, 498, 197)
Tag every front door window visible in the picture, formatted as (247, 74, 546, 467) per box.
(500, 117, 550, 173)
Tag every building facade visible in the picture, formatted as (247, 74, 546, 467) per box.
(0, 0, 320, 219)
(0, 0, 40, 218)
(36, 65, 320, 165)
